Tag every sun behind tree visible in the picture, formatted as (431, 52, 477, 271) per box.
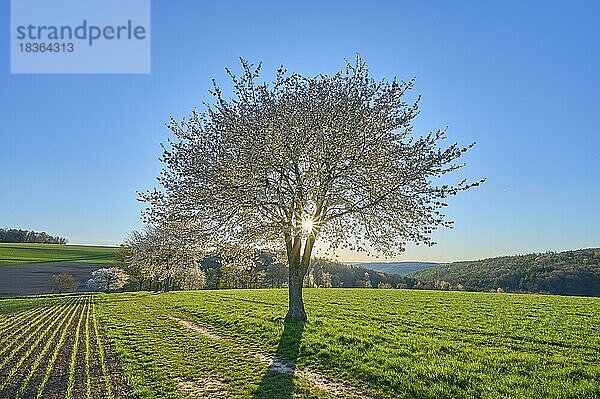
(141, 55, 483, 321)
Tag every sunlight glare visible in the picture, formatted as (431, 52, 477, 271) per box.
(301, 217, 314, 233)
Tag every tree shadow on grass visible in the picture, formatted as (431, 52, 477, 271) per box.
(252, 320, 305, 399)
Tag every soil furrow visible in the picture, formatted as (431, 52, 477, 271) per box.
(0, 299, 78, 396)
(35, 297, 86, 399)
(0, 300, 67, 356)
(0, 298, 75, 372)
(87, 299, 105, 399)
(16, 297, 84, 398)
(67, 295, 88, 399)
(0, 304, 44, 331)
(0, 295, 128, 398)
(85, 296, 92, 399)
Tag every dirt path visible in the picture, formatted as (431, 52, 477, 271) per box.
(168, 315, 378, 399)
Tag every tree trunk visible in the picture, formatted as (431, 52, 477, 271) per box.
(285, 269, 307, 321)
(284, 230, 316, 321)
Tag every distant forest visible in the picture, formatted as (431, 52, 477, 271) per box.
(197, 255, 414, 290)
(411, 248, 600, 297)
(0, 228, 68, 244)
(352, 261, 440, 275)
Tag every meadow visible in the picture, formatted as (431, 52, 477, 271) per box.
(98, 289, 599, 399)
(0, 243, 118, 265)
(2, 289, 599, 398)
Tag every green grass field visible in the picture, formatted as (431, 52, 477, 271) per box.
(0, 243, 118, 265)
(97, 289, 600, 399)
(2, 289, 599, 398)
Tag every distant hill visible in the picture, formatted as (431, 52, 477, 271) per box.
(410, 248, 600, 297)
(349, 261, 440, 275)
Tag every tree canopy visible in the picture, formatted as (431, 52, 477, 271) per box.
(141, 55, 482, 320)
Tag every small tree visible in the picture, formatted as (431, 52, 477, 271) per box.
(141, 56, 482, 320)
(85, 267, 129, 291)
(51, 273, 78, 293)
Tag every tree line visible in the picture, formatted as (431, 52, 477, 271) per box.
(116, 226, 419, 292)
(0, 228, 68, 244)
(97, 239, 600, 298)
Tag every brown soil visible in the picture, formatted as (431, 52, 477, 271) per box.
(71, 303, 89, 399)
(0, 296, 129, 399)
(0, 262, 107, 296)
(0, 301, 75, 396)
(23, 302, 82, 398)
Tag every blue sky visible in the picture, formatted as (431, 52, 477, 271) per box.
(1, 1, 598, 262)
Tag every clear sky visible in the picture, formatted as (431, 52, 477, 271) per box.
(1, 1, 598, 262)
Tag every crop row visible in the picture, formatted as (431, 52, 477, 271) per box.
(0, 295, 123, 398)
